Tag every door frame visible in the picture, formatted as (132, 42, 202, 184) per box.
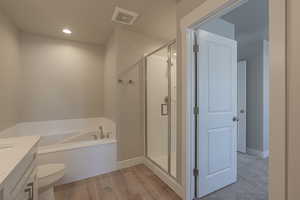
(179, 0, 286, 200)
(237, 60, 247, 153)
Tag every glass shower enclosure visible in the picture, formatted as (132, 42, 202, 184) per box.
(145, 41, 177, 178)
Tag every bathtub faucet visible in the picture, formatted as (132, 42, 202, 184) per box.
(99, 126, 105, 139)
(92, 134, 98, 140)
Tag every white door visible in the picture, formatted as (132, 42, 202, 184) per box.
(197, 29, 237, 197)
(238, 61, 247, 153)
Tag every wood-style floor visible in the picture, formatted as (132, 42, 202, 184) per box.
(54, 164, 181, 200)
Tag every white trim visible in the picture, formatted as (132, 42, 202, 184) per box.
(246, 148, 269, 159)
(180, 1, 247, 199)
(143, 157, 184, 198)
(180, 0, 247, 31)
(38, 140, 117, 185)
(182, 30, 195, 200)
(117, 156, 144, 170)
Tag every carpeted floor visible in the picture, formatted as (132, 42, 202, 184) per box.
(200, 153, 268, 200)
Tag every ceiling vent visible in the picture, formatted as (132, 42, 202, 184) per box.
(112, 7, 139, 25)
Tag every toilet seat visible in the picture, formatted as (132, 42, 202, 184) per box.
(37, 164, 65, 190)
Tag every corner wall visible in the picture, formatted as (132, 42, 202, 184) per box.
(0, 10, 20, 132)
(115, 28, 164, 161)
(103, 27, 164, 161)
(238, 38, 269, 153)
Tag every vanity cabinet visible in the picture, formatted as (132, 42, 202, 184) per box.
(15, 170, 37, 200)
(2, 143, 38, 200)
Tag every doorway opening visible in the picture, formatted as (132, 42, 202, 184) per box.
(191, 0, 270, 199)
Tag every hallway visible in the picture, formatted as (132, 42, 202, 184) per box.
(201, 153, 268, 200)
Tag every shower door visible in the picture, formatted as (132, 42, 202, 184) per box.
(145, 42, 177, 178)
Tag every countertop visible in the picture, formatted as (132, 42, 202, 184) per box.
(0, 136, 40, 189)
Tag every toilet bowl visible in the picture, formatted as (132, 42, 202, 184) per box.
(37, 164, 65, 200)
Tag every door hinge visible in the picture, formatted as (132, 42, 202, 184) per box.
(193, 168, 199, 177)
(193, 44, 199, 53)
(193, 106, 199, 115)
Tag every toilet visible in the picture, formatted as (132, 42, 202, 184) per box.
(37, 164, 65, 200)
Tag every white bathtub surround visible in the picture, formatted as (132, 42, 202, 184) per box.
(17, 117, 116, 138)
(1, 118, 117, 187)
(38, 139, 116, 154)
(38, 139, 117, 185)
(0, 118, 116, 146)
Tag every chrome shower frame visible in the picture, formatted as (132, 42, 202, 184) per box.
(144, 39, 177, 180)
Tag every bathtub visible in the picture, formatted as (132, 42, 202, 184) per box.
(38, 137, 117, 185)
(1, 118, 118, 185)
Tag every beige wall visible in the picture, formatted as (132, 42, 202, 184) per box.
(19, 33, 105, 122)
(0, 10, 20, 132)
(103, 30, 118, 122)
(116, 28, 163, 161)
(115, 27, 164, 74)
(103, 27, 164, 161)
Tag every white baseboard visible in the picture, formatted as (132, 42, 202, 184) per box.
(117, 156, 144, 170)
(143, 157, 184, 198)
(247, 148, 269, 158)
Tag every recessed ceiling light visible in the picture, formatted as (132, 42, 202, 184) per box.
(62, 28, 72, 35)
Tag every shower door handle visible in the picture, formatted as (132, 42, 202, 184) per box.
(232, 116, 239, 122)
(161, 104, 168, 116)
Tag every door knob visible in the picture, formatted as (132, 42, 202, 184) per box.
(232, 116, 239, 122)
(240, 109, 245, 114)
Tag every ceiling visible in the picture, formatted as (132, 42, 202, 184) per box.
(0, 0, 177, 45)
(223, 0, 268, 40)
